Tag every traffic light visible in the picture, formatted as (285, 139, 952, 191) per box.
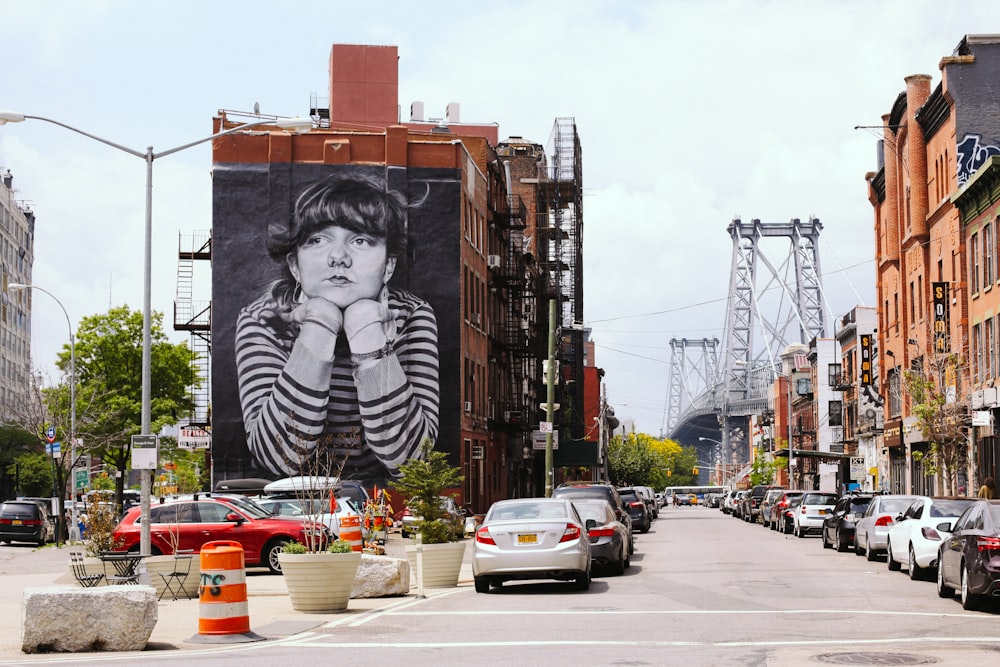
(692, 467, 699, 475)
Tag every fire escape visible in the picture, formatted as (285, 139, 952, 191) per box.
(174, 231, 211, 428)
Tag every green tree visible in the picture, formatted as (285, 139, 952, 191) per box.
(391, 439, 464, 544)
(50, 306, 198, 513)
(0, 424, 44, 499)
(608, 433, 692, 488)
(10, 452, 54, 498)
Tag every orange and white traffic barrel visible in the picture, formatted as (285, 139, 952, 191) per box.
(339, 515, 363, 552)
(186, 540, 263, 644)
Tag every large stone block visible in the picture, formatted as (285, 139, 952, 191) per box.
(22, 585, 157, 653)
(351, 554, 410, 598)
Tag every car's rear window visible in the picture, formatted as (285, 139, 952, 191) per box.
(802, 493, 837, 505)
(931, 499, 976, 518)
(0, 503, 40, 518)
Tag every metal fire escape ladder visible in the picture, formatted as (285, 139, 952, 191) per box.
(174, 231, 212, 428)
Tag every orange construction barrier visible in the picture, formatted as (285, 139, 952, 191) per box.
(186, 540, 263, 644)
(339, 515, 363, 552)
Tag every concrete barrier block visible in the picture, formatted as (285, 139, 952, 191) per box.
(22, 585, 157, 653)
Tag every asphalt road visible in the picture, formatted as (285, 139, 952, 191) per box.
(5, 506, 1000, 665)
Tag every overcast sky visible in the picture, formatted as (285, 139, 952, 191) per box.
(1, 1, 997, 437)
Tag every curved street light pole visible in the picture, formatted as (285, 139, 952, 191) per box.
(0, 110, 312, 555)
(8, 283, 76, 540)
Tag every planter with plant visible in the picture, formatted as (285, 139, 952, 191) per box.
(68, 493, 122, 585)
(275, 432, 363, 611)
(142, 520, 198, 599)
(278, 539, 361, 612)
(392, 438, 466, 588)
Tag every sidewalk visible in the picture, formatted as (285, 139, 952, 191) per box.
(0, 537, 473, 662)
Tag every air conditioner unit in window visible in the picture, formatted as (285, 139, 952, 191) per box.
(487, 255, 501, 269)
(464, 401, 472, 412)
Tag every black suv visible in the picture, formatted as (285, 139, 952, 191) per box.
(552, 482, 632, 534)
(745, 485, 777, 523)
(821, 493, 874, 552)
(617, 487, 651, 533)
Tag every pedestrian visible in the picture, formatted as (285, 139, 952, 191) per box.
(978, 477, 996, 499)
(236, 172, 440, 481)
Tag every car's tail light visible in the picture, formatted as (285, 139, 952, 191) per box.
(475, 526, 495, 545)
(976, 536, 1000, 552)
(560, 523, 582, 543)
(800, 506, 807, 514)
(0, 519, 10, 526)
(629, 501, 644, 509)
(589, 526, 616, 538)
(402, 508, 412, 517)
(920, 526, 944, 541)
(874, 515, 894, 527)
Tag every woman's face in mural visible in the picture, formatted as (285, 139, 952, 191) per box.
(288, 223, 396, 309)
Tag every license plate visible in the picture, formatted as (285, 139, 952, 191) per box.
(517, 533, 537, 544)
(818, 509, 828, 514)
(12, 520, 22, 525)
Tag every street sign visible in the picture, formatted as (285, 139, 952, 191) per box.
(45, 441, 60, 458)
(46, 426, 56, 444)
(178, 425, 211, 449)
(131, 434, 158, 470)
(74, 468, 88, 490)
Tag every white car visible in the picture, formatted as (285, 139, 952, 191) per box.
(855, 494, 920, 561)
(792, 491, 838, 537)
(256, 496, 360, 539)
(886, 496, 977, 579)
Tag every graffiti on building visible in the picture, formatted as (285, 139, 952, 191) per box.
(957, 133, 1000, 187)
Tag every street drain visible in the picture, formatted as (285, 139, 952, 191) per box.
(811, 653, 940, 665)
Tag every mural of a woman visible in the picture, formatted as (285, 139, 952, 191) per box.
(234, 173, 440, 481)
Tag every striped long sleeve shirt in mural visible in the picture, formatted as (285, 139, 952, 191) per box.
(235, 288, 440, 481)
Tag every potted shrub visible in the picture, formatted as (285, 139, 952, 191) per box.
(275, 435, 362, 611)
(69, 493, 120, 585)
(392, 439, 466, 588)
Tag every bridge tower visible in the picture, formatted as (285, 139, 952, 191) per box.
(667, 217, 828, 479)
(664, 338, 720, 436)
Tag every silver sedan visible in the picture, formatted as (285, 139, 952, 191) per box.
(472, 497, 591, 593)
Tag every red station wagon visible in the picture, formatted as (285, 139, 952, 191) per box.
(112, 495, 324, 574)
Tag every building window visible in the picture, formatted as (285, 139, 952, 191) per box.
(973, 322, 983, 385)
(888, 369, 902, 417)
(972, 232, 981, 294)
(985, 222, 995, 287)
(828, 400, 843, 427)
(828, 363, 842, 386)
(988, 318, 996, 383)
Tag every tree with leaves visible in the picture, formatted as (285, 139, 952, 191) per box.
(903, 349, 968, 496)
(46, 306, 198, 516)
(391, 439, 464, 544)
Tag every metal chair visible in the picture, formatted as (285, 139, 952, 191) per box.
(100, 551, 143, 585)
(158, 552, 194, 601)
(69, 551, 104, 588)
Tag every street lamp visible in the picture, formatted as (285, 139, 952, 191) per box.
(8, 283, 77, 540)
(1, 110, 313, 554)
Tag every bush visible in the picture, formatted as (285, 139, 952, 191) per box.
(327, 539, 353, 553)
(391, 439, 463, 544)
(282, 541, 308, 554)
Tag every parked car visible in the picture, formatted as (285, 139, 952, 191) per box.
(0, 500, 56, 546)
(570, 499, 631, 575)
(744, 485, 777, 523)
(758, 488, 787, 528)
(256, 495, 361, 539)
(937, 499, 1000, 609)
(887, 496, 976, 579)
(722, 490, 742, 515)
(552, 482, 632, 533)
(778, 494, 805, 534)
(854, 494, 919, 561)
(112, 495, 325, 574)
(635, 486, 658, 519)
(472, 497, 591, 592)
(821, 494, 874, 552)
(769, 491, 804, 532)
(618, 487, 651, 533)
(792, 492, 838, 537)
(399, 495, 466, 539)
(731, 490, 749, 520)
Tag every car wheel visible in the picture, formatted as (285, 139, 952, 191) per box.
(822, 529, 831, 549)
(907, 546, 924, 580)
(613, 547, 626, 576)
(887, 542, 901, 570)
(961, 562, 979, 611)
(575, 570, 590, 592)
(263, 538, 290, 575)
(835, 530, 847, 553)
(623, 547, 631, 570)
(937, 560, 954, 598)
(401, 529, 409, 539)
(855, 533, 865, 556)
(866, 543, 878, 561)
(474, 577, 490, 593)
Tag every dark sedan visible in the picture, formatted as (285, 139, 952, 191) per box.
(571, 499, 631, 575)
(618, 487, 651, 533)
(937, 499, 1000, 610)
(822, 494, 874, 552)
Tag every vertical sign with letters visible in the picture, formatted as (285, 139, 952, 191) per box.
(932, 282, 950, 353)
(859, 334, 872, 387)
